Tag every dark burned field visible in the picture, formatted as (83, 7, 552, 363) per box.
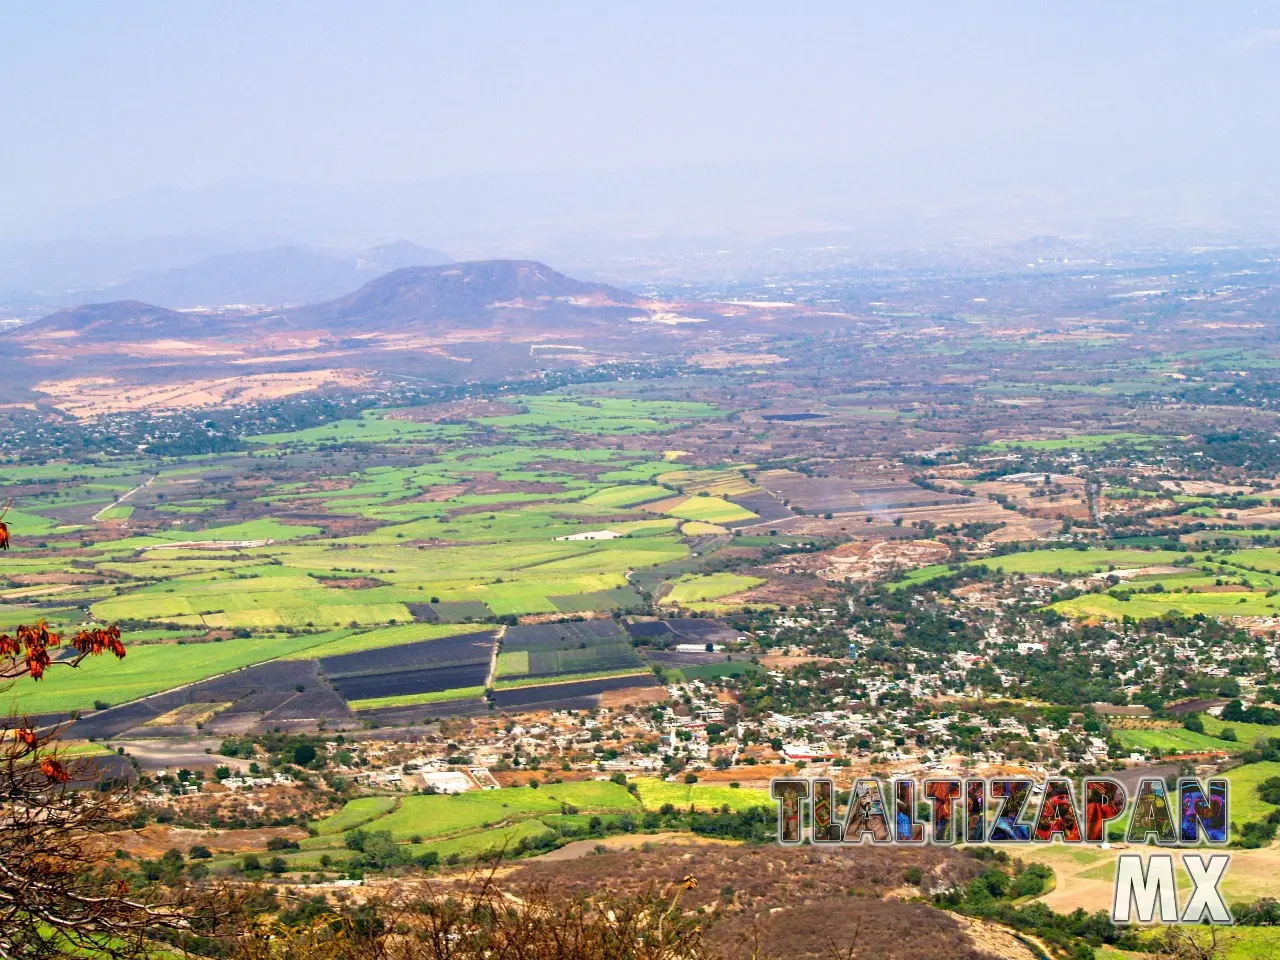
(66, 659, 353, 740)
(490, 673, 659, 710)
(625, 617, 742, 645)
(330, 663, 489, 701)
(498, 620, 647, 682)
(320, 630, 497, 701)
(502, 620, 629, 649)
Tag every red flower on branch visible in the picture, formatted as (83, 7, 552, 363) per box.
(71, 625, 126, 660)
(40, 757, 70, 783)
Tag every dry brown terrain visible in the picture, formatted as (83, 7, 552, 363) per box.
(35, 368, 370, 417)
(498, 844, 1029, 960)
(112, 823, 309, 860)
(768, 538, 951, 582)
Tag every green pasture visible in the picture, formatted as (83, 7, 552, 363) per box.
(663, 572, 764, 605)
(246, 411, 465, 447)
(973, 547, 1187, 576)
(286, 622, 492, 659)
(420, 818, 554, 861)
(1224, 761, 1280, 826)
(664, 496, 758, 524)
(985, 432, 1161, 451)
(495, 651, 530, 677)
(311, 796, 400, 835)
(887, 564, 956, 590)
(1113, 726, 1243, 755)
(357, 781, 638, 840)
(631, 778, 771, 812)
(477, 396, 720, 436)
(582, 484, 673, 508)
(662, 660, 761, 682)
(1202, 715, 1280, 748)
(3, 629, 352, 715)
(1054, 590, 1280, 621)
(347, 686, 487, 711)
(491, 667, 650, 691)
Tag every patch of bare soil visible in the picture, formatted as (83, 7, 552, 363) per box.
(11, 571, 111, 585)
(953, 916, 1042, 960)
(321, 577, 388, 590)
(736, 574, 840, 608)
(36, 368, 370, 418)
(689, 350, 786, 369)
(599, 685, 669, 709)
(111, 824, 308, 860)
(772, 538, 951, 582)
(984, 518, 1058, 542)
(522, 833, 736, 862)
(758, 654, 842, 670)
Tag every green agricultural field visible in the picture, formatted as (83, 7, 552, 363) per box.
(0, 507, 72, 539)
(1218, 548, 1280, 575)
(311, 796, 400, 835)
(664, 496, 758, 524)
(631, 778, 771, 812)
(419, 818, 554, 862)
(886, 548, 1196, 591)
(1114, 726, 1243, 755)
(491, 668, 649, 691)
(246, 411, 465, 447)
(1224, 761, 1280, 827)
(986, 432, 1161, 451)
(661, 660, 761, 682)
(357, 781, 638, 840)
(286, 622, 491, 659)
(477, 396, 721, 436)
(495, 651, 530, 677)
(3, 630, 351, 715)
(0, 400, 778, 716)
(1053, 590, 1280, 621)
(1202, 716, 1280, 749)
(550, 587, 646, 612)
(90, 565, 417, 629)
(663, 572, 764, 605)
(581, 484, 672, 508)
(887, 564, 956, 590)
(150, 519, 322, 543)
(348, 686, 487, 711)
(972, 547, 1187, 576)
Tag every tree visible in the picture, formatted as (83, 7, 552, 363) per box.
(292, 743, 317, 767)
(0, 505, 204, 957)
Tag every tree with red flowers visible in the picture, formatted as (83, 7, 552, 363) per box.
(0, 502, 199, 958)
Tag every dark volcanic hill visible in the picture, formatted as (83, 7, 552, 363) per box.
(14, 260, 645, 346)
(288, 259, 641, 331)
(18, 300, 207, 342)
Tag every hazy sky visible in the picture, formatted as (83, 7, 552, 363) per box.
(3, 2, 1279, 243)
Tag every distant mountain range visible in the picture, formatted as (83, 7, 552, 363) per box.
(0, 239, 451, 312)
(95, 240, 452, 308)
(17, 259, 641, 343)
